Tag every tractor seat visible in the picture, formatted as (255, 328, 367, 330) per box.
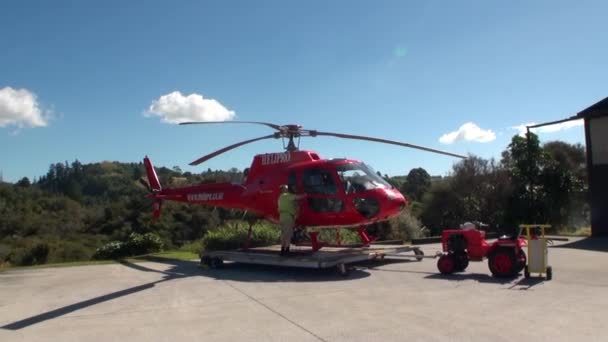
(498, 228, 520, 240)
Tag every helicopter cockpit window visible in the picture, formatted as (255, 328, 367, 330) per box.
(303, 169, 337, 194)
(302, 169, 342, 213)
(336, 163, 391, 194)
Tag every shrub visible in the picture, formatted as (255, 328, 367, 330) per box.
(48, 241, 95, 263)
(0, 244, 11, 263)
(10, 243, 50, 266)
(202, 221, 279, 251)
(93, 241, 126, 260)
(92, 232, 164, 260)
(388, 210, 424, 241)
(179, 239, 203, 255)
(306, 228, 361, 245)
(125, 232, 164, 255)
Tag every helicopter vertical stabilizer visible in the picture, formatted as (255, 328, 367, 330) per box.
(143, 156, 162, 191)
(143, 156, 163, 219)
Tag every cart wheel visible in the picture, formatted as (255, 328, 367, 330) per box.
(516, 250, 526, 274)
(546, 266, 552, 281)
(414, 248, 424, 261)
(524, 265, 530, 279)
(210, 257, 224, 269)
(337, 263, 350, 277)
(488, 248, 517, 278)
(437, 254, 456, 274)
(201, 255, 211, 266)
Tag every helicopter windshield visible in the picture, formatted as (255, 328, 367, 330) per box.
(336, 163, 392, 194)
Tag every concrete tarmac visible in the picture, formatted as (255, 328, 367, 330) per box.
(1, 237, 607, 342)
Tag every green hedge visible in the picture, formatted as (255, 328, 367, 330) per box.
(202, 221, 280, 251)
(93, 232, 164, 260)
(10, 243, 50, 266)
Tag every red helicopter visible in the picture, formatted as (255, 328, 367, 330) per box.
(143, 121, 465, 251)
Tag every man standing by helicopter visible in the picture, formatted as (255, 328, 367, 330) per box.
(278, 184, 303, 256)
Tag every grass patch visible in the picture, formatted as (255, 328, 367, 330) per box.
(0, 249, 198, 272)
(131, 250, 198, 261)
(1, 259, 117, 272)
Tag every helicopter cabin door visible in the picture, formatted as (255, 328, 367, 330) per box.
(300, 168, 345, 223)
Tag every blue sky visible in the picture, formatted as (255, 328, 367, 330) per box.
(1, 0, 606, 182)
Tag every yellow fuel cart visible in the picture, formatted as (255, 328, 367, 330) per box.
(519, 224, 552, 280)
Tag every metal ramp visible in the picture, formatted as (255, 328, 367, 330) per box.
(200, 244, 425, 276)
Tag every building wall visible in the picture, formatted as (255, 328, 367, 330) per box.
(588, 117, 608, 236)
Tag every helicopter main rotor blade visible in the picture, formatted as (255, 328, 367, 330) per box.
(179, 121, 282, 131)
(189, 134, 278, 166)
(313, 131, 467, 159)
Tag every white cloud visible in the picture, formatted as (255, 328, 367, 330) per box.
(439, 122, 496, 144)
(0, 87, 48, 128)
(511, 119, 584, 137)
(145, 91, 236, 124)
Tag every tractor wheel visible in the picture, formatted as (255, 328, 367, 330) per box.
(210, 257, 224, 269)
(546, 266, 553, 281)
(201, 255, 211, 266)
(524, 265, 530, 279)
(437, 254, 456, 275)
(455, 253, 469, 272)
(488, 248, 517, 278)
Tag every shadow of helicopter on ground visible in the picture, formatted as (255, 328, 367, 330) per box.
(338, 258, 547, 290)
(424, 271, 546, 290)
(2, 256, 372, 331)
(551, 237, 608, 253)
(364, 264, 517, 285)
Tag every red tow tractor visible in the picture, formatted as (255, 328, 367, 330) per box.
(437, 222, 527, 277)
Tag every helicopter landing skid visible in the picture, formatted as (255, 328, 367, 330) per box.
(300, 227, 377, 252)
(356, 226, 376, 246)
(308, 232, 326, 252)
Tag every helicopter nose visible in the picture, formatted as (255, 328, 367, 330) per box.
(393, 197, 406, 212)
(397, 198, 406, 211)
(385, 189, 407, 212)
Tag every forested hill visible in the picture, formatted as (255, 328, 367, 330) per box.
(0, 133, 590, 267)
(0, 160, 246, 266)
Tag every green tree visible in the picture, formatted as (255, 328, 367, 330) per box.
(501, 133, 587, 227)
(402, 167, 431, 201)
(541, 141, 587, 226)
(420, 180, 462, 235)
(16, 177, 31, 187)
(501, 133, 547, 224)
